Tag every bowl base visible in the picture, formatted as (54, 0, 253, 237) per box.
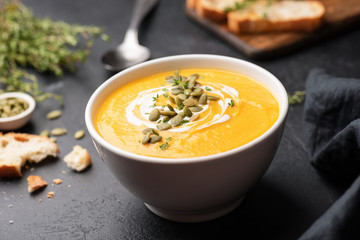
(144, 195, 245, 223)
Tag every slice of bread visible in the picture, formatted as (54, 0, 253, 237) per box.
(63, 145, 91, 172)
(27, 175, 48, 193)
(0, 133, 59, 178)
(227, 0, 325, 34)
(195, 0, 239, 22)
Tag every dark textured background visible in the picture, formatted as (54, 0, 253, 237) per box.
(1, 0, 360, 239)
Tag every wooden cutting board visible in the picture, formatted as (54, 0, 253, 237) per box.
(186, 0, 360, 58)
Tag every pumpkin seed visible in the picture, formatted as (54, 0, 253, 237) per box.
(182, 98, 198, 107)
(189, 74, 199, 79)
(175, 96, 183, 107)
(177, 93, 187, 101)
(171, 89, 183, 95)
(189, 106, 203, 112)
(142, 128, 156, 134)
(190, 114, 200, 122)
(51, 128, 67, 136)
(157, 122, 172, 130)
(183, 106, 193, 117)
(170, 114, 183, 127)
(142, 132, 151, 144)
(46, 110, 62, 120)
(184, 89, 192, 96)
(188, 96, 198, 100)
(167, 104, 175, 112)
(160, 110, 177, 116)
(169, 96, 175, 104)
(149, 108, 160, 121)
(74, 130, 85, 139)
(40, 129, 50, 137)
(150, 135, 162, 143)
(0, 97, 29, 118)
(207, 95, 220, 100)
(163, 116, 170, 122)
(178, 111, 186, 118)
(190, 91, 202, 97)
(199, 93, 207, 105)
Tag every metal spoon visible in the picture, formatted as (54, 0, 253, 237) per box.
(101, 0, 158, 71)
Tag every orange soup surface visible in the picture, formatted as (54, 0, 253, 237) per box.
(95, 68, 279, 158)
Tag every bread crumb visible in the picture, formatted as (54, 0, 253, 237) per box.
(67, 184, 71, 188)
(9, 220, 14, 224)
(38, 198, 42, 202)
(27, 175, 48, 193)
(30, 167, 35, 172)
(52, 178, 63, 185)
(47, 191, 55, 198)
(61, 170, 66, 175)
(64, 145, 91, 172)
(19, 194, 23, 198)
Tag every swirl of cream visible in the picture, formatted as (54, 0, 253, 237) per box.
(126, 83, 239, 132)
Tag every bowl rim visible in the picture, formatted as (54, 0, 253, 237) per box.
(0, 92, 36, 123)
(85, 54, 289, 164)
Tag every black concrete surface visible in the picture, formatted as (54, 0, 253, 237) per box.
(1, 0, 360, 239)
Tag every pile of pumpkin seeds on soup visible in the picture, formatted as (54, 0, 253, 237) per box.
(141, 70, 224, 148)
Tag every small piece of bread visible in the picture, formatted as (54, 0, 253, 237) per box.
(63, 145, 91, 172)
(0, 133, 60, 178)
(195, 0, 238, 22)
(227, 0, 325, 34)
(47, 191, 55, 198)
(52, 178, 63, 185)
(27, 175, 48, 193)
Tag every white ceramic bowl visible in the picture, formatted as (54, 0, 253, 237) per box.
(85, 54, 288, 222)
(0, 92, 36, 131)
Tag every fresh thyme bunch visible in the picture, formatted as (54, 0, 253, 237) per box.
(0, 0, 109, 104)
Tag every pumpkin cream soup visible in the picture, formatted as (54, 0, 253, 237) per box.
(95, 68, 279, 158)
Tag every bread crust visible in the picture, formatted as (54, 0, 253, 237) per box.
(27, 175, 48, 193)
(195, 0, 236, 22)
(227, 1, 325, 34)
(0, 132, 59, 178)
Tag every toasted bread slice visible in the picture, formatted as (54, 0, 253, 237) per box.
(228, 0, 325, 34)
(195, 0, 239, 22)
(0, 133, 59, 178)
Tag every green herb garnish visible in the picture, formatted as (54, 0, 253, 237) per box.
(224, 0, 274, 19)
(153, 94, 159, 101)
(0, 0, 109, 105)
(205, 86, 212, 91)
(228, 99, 235, 107)
(160, 142, 169, 151)
(288, 91, 306, 105)
(181, 120, 190, 125)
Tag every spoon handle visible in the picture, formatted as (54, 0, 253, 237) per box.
(124, 0, 158, 45)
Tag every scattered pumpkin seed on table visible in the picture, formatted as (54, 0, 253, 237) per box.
(46, 110, 62, 120)
(40, 129, 50, 137)
(74, 130, 85, 139)
(51, 128, 67, 136)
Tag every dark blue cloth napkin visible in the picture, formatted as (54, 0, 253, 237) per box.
(299, 69, 360, 240)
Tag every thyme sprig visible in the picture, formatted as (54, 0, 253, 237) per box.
(0, 0, 109, 105)
(288, 91, 306, 105)
(224, 0, 274, 19)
